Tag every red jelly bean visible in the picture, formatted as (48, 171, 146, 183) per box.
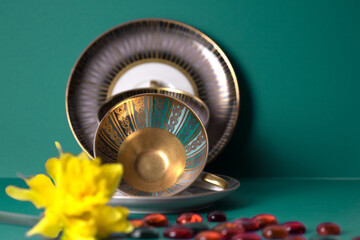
(143, 214, 168, 227)
(164, 226, 194, 239)
(233, 218, 260, 231)
(130, 219, 145, 228)
(352, 237, 360, 240)
(219, 228, 245, 239)
(213, 222, 242, 231)
(316, 222, 341, 235)
(195, 231, 223, 240)
(262, 225, 289, 239)
(253, 214, 278, 228)
(207, 211, 227, 222)
(213, 222, 241, 231)
(231, 232, 261, 240)
(282, 221, 306, 234)
(284, 236, 307, 240)
(177, 212, 203, 224)
(213, 222, 244, 240)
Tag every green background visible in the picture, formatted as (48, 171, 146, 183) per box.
(1, 1, 360, 239)
(1, 0, 360, 178)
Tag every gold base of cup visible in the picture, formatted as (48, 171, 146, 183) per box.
(118, 128, 186, 193)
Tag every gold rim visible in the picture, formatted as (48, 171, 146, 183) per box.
(201, 172, 229, 189)
(94, 93, 209, 196)
(98, 87, 210, 126)
(66, 18, 239, 161)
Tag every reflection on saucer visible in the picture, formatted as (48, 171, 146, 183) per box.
(110, 174, 240, 213)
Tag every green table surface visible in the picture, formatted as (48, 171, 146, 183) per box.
(1, 178, 359, 239)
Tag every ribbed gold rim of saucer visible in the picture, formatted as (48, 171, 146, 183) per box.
(97, 87, 210, 127)
(94, 93, 209, 197)
(66, 18, 239, 163)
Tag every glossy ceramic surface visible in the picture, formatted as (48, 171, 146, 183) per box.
(66, 18, 239, 163)
(97, 88, 210, 128)
(109, 173, 240, 213)
(94, 94, 208, 196)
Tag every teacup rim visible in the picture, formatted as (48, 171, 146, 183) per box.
(97, 87, 210, 127)
(93, 92, 209, 197)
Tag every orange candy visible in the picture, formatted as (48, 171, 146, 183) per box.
(143, 213, 169, 227)
(262, 225, 288, 239)
(177, 213, 203, 224)
(130, 219, 145, 228)
(252, 214, 278, 228)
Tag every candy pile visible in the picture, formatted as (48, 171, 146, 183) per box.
(127, 212, 354, 240)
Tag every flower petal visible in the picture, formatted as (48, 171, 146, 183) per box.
(46, 158, 61, 183)
(26, 211, 62, 238)
(95, 205, 133, 238)
(55, 141, 63, 155)
(6, 174, 55, 208)
(7, 143, 131, 240)
(100, 163, 123, 196)
(62, 216, 97, 240)
(5, 186, 32, 202)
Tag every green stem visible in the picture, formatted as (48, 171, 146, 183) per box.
(0, 210, 39, 227)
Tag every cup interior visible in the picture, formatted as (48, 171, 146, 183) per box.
(94, 93, 208, 197)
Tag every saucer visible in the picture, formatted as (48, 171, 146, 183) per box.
(66, 18, 239, 163)
(109, 173, 240, 213)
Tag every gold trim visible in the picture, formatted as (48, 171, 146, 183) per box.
(98, 87, 210, 126)
(94, 93, 209, 196)
(66, 18, 239, 162)
(106, 58, 199, 99)
(201, 172, 229, 189)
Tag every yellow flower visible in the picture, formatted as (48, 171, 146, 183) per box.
(62, 206, 132, 240)
(5, 142, 133, 239)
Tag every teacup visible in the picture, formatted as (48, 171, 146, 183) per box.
(94, 93, 209, 197)
(97, 87, 210, 128)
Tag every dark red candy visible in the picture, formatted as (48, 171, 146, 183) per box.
(163, 226, 194, 239)
(233, 218, 260, 231)
(316, 222, 341, 235)
(195, 231, 223, 240)
(353, 237, 360, 240)
(219, 228, 245, 239)
(284, 236, 307, 240)
(213, 222, 241, 231)
(253, 214, 278, 228)
(177, 212, 203, 224)
(213, 222, 244, 239)
(143, 214, 169, 227)
(231, 232, 262, 240)
(207, 211, 227, 222)
(262, 225, 289, 239)
(282, 221, 306, 234)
